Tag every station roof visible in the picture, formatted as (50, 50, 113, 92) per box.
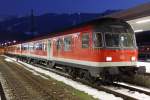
(106, 2, 150, 32)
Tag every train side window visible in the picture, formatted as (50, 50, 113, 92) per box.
(64, 36, 72, 51)
(43, 42, 47, 51)
(56, 38, 63, 50)
(82, 33, 89, 48)
(93, 32, 103, 48)
(34, 42, 43, 50)
(31, 43, 34, 51)
(21, 44, 28, 50)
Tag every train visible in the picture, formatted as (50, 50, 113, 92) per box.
(0, 48, 4, 55)
(5, 18, 145, 82)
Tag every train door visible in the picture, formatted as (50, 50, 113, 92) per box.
(47, 39, 52, 60)
(56, 38, 63, 57)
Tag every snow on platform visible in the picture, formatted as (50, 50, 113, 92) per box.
(4, 56, 123, 100)
(137, 62, 150, 73)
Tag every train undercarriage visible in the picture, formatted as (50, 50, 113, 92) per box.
(6, 54, 146, 83)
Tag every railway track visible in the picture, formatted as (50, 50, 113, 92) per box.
(4, 56, 150, 100)
(112, 82, 150, 96)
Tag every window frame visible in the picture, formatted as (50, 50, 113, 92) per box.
(56, 38, 63, 51)
(81, 32, 90, 49)
(64, 36, 72, 51)
(92, 32, 103, 49)
(104, 32, 121, 48)
(120, 33, 135, 48)
(21, 43, 29, 50)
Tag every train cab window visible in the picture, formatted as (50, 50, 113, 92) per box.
(93, 32, 103, 48)
(82, 33, 89, 48)
(105, 33, 119, 47)
(64, 36, 72, 51)
(120, 34, 134, 47)
(56, 38, 63, 50)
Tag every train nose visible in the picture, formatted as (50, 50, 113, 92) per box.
(104, 49, 137, 62)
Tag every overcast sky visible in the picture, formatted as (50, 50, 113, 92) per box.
(0, 0, 149, 16)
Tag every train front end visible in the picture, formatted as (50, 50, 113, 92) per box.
(93, 19, 145, 80)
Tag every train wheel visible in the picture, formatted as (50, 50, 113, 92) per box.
(79, 70, 97, 84)
(68, 68, 79, 79)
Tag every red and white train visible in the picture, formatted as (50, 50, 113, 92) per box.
(5, 18, 145, 81)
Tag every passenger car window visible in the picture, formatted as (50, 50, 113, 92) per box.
(64, 36, 72, 51)
(21, 44, 28, 50)
(93, 32, 103, 48)
(82, 33, 89, 48)
(56, 38, 63, 50)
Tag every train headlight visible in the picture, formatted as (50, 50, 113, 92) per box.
(131, 56, 136, 61)
(106, 57, 112, 62)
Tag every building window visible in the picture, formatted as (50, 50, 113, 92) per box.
(64, 36, 72, 51)
(82, 33, 89, 48)
(93, 32, 103, 48)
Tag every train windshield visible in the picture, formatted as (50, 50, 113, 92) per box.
(105, 25, 135, 48)
(120, 34, 134, 47)
(105, 33, 120, 47)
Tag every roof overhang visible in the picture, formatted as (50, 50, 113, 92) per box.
(127, 16, 150, 33)
(106, 2, 150, 32)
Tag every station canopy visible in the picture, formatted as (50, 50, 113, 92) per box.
(106, 2, 150, 33)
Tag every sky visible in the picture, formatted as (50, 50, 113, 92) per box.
(0, 0, 150, 16)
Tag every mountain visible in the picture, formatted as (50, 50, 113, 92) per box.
(0, 10, 120, 43)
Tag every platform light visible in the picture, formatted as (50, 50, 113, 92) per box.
(134, 29, 143, 33)
(13, 40, 16, 43)
(136, 19, 150, 24)
(8, 42, 11, 44)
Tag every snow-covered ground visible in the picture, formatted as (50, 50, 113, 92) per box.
(4, 57, 123, 100)
(137, 62, 150, 73)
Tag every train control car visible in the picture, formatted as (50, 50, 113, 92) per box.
(5, 18, 146, 82)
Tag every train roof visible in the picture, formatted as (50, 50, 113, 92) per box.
(14, 17, 126, 44)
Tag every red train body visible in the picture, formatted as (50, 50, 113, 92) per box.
(5, 18, 142, 81)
